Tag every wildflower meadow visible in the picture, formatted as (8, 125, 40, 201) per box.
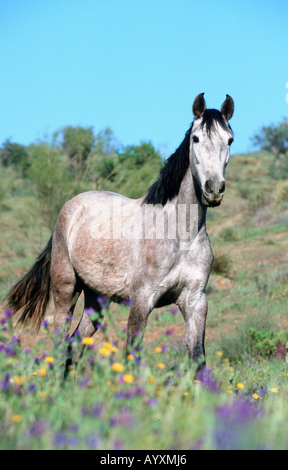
(0, 302, 288, 451)
(1, 146, 288, 452)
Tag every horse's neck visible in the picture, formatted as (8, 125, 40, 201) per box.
(176, 169, 207, 231)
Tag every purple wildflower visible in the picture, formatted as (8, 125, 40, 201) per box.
(29, 420, 47, 437)
(1, 373, 10, 391)
(97, 296, 110, 310)
(78, 377, 91, 388)
(2, 344, 16, 356)
(86, 434, 101, 449)
(146, 398, 158, 407)
(12, 335, 20, 344)
(113, 439, 124, 450)
(165, 328, 174, 336)
(214, 399, 263, 450)
(197, 367, 219, 394)
(53, 432, 68, 449)
(4, 309, 13, 319)
(42, 320, 49, 329)
(82, 402, 104, 418)
(110, 407, 135, 428)
(84, 307, 95, 316)
(27, 384, 36, 393)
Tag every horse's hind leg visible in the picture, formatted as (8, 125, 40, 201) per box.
(126, 299, 151, 356)
(50, 245, 83, 377)
(73, 286, 103, 340)
(66, 287, 103, 372)
(52, 269, 82, 340)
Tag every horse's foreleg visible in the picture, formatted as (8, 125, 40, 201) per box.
(178, 289, 208, 375)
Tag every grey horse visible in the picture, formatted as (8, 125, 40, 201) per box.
(7, 93, 234, 374)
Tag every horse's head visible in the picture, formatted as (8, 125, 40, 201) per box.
(190, 93, 234, 207)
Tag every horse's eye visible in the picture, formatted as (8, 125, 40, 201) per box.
(192, 135, 199, 143)
(228, 137, 234, 146)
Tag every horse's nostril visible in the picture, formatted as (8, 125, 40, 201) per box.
(219, 181, 226, 194)
(204, 179, 214, 194)
(204, 179, 226, 196)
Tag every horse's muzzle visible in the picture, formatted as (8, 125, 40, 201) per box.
(202, 179, 226, 207)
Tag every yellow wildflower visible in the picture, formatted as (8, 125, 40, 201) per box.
(126, 354, 134, 361)
(82, 337, 94, 346)
(12, 415, 22, 423)
(111, 363, 124, 373)
(39, 368, 46, 376)
(123, 374, 134, 384)
(156, 362, 166, 369)
(44, 356, 54, 363)
(39, 391, 46, 397)
(155, 347, 162, 353)
(14, 377, 25, 386)
(99, 342, 117, 356)
(147, 376, 155, 383)
(216, 350, 223, 357)
(236, 382, 245, 390)
(156, 386, 162, 396)
(99, 347, 111, 356)
(104, 342, 118, 352)
(270, 388, 278, 393)
(252, 393, 260, 399)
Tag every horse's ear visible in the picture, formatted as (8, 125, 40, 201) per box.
(221, 94, 234, 121)
(192, 93, 206, 118)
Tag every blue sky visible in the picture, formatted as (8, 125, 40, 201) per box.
(0, 0, 287, 157)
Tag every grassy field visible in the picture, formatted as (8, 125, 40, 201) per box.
(0, 150, 288, 450)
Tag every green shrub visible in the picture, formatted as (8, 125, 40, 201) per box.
(212, 253, 231, 276)
(273, 180, 288, 208)
(27, 144, 84, 229)
(248, 327, 287, 359)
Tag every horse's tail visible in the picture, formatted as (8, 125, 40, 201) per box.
(6, 235, 53, 331)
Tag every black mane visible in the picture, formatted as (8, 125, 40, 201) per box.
(143, 109, 232, 206)
(143, 124, 192, 205)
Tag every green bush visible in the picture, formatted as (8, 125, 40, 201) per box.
(212, 253, 231, 276)
(27, 144, 84, 229)
(273, 180, 288, 208)
(248, 327, 287, 359)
